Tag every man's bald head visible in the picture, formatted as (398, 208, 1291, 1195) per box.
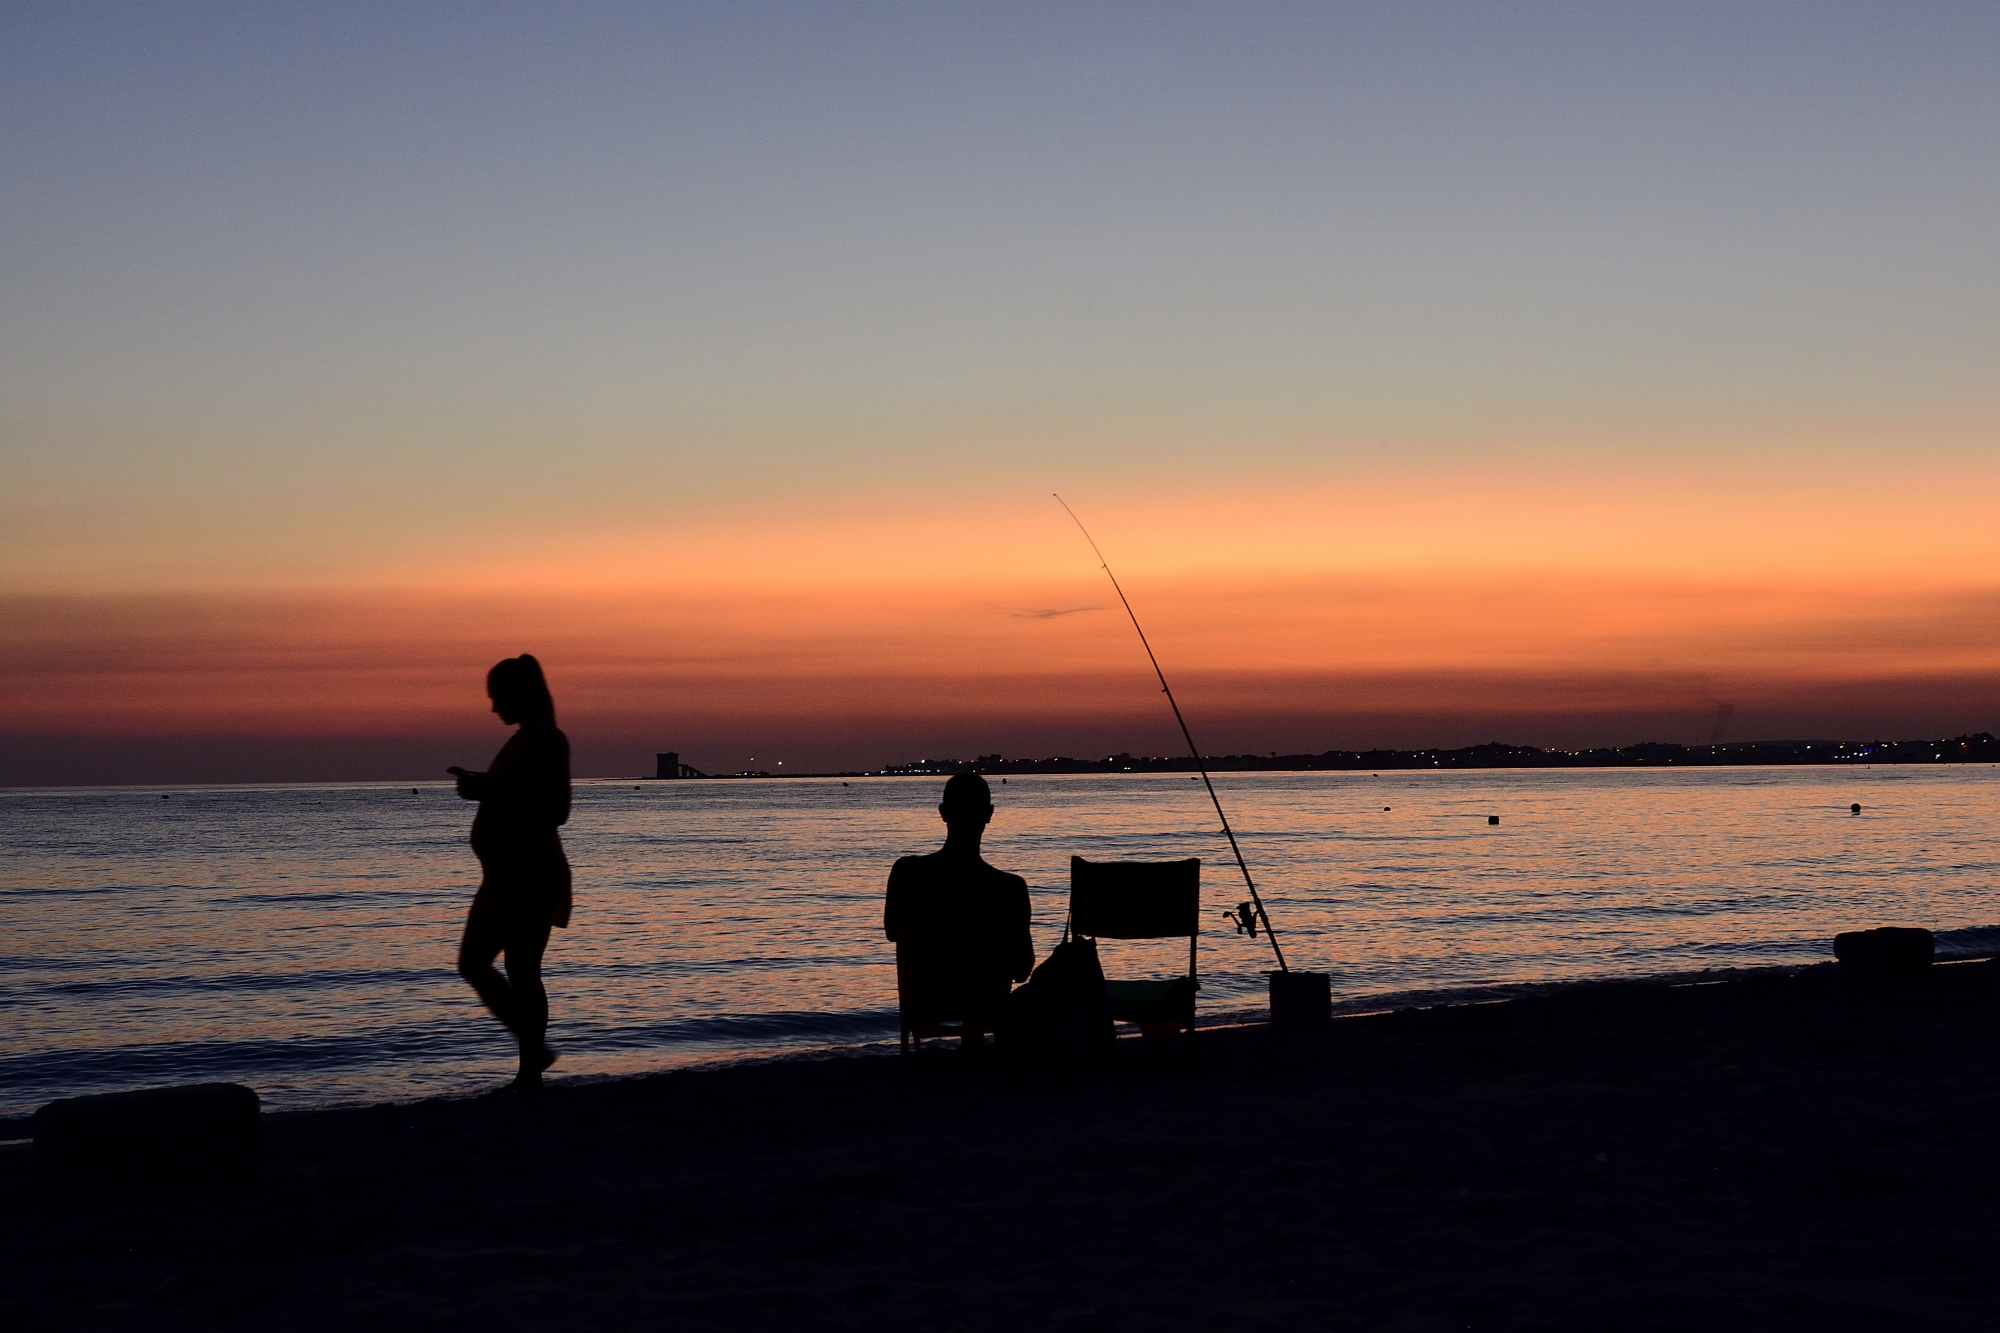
(939, 772, 993, 833)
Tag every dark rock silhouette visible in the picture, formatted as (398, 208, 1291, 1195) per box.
(1834, 927, 1934, 976)
(34, 1083, 258, 1188)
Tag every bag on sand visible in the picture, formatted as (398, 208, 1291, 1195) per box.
(998, 934, 1115, 1071)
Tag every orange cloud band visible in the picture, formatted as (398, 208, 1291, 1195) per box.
(6, 577, 1995, 743)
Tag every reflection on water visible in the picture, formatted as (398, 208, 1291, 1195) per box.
(2, 766, 1996, 1115)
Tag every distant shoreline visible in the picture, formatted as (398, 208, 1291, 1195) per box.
(662, 731, 2000, 779)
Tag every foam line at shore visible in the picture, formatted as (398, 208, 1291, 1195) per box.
(15, 929, 1997, 1123)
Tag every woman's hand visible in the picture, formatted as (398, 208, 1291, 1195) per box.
(447, 765, 484, 800)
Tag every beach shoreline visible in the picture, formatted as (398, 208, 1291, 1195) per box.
(24, 946, 2000, 1134)
(6, 959, 1998, 1330)
(11, 768, 1997, 1121)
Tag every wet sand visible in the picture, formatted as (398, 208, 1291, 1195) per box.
(5, 960, 1998, 1331)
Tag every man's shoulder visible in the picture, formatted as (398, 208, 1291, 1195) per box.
(887, 852, 940, 890)
(968, 861, 1028, 901)
(888, 852, 1022, 889)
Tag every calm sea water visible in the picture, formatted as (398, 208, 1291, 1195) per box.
(3, 766, 1997, 1118)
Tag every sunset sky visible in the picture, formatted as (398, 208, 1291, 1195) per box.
(5, 3, 1998, 783)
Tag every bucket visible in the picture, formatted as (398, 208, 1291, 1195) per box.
(1268, 970, 1331, 1031)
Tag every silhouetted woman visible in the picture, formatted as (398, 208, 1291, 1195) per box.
(449, 654, 572, 1092)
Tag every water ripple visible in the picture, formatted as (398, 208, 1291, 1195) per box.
(4, 767, 1998, 1115)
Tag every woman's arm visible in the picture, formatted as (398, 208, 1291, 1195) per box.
(447, 766, 490, 801)
(464, 728, 569, 823)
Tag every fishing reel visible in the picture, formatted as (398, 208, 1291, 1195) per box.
(1223, 901, 1259, 938)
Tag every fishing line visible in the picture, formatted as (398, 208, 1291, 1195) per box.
(1054, 494, 1289, 973)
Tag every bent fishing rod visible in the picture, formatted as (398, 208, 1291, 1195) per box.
(1054, 494, 1289, 973)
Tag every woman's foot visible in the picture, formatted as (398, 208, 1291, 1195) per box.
(501, 1044, 558, 1092)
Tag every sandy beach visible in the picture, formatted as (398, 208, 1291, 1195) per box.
(5, 959, 1997, 1332)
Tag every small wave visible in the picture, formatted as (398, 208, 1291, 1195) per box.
(0, 1025, 488, 1117)
(580, 1008, 901, 1050)
(1935, 925, 2000, 959)
(18, 965, 441, 1000)
(9, 770, 2000, 1118)
(1300, 959, 1829, 1023)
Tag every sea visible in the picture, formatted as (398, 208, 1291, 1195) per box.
(4, 766, 1998, 1120)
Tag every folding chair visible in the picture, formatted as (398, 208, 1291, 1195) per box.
(895, 943, 1006, 1054)
(1069, 855, 1200, 1043)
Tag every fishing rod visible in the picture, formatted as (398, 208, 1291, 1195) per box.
(1054, 495, 1289, 973)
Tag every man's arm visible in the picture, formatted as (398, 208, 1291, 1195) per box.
(884, 857, 911, 941)
(1004, 873, 1034, 982)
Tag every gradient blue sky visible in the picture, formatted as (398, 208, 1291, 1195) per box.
(4, 3, 1998, 778)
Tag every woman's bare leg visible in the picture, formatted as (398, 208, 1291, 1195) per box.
(457, 905, 519, 1031)
(502, 924, 554, 1085)
(459, 902, 556, 1087)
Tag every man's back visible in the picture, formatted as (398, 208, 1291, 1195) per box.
(885, 850, 1034, 1010)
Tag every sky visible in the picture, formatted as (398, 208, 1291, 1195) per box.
(4, 2, 1998, 783)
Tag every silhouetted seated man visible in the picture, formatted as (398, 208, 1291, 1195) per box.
(884, 773, 1034, 1050)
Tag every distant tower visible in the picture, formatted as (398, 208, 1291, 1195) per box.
(655, 752, 680, 780)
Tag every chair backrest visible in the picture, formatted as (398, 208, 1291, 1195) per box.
(1069, 856, 1200, 941)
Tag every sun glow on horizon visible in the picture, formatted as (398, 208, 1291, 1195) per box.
(5, 6, 1997, 780)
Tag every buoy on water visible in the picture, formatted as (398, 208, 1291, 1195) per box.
(1488, 815, 1500, 825)
(1851, 802, 1862, 814)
